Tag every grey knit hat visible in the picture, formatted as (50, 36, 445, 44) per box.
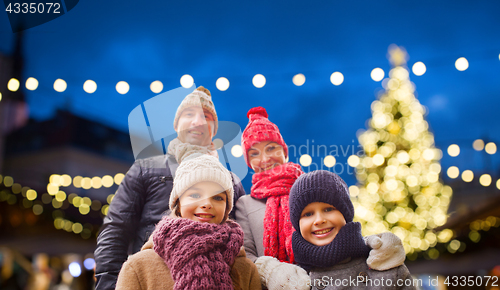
(169, 154, 233, 219)
(289, 170, 354, 231)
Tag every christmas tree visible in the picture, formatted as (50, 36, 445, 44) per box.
(350, 45, 454, 256)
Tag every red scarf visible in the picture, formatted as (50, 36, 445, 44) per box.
(251, 162, 304, 264)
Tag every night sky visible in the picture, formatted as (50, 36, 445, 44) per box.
(1, 0, 499, 187)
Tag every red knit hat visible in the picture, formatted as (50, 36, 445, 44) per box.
(241, 107, 288, 167)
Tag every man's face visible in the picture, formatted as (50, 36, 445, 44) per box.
(175, 106, 215, 146)
(299, 202, 346, 246)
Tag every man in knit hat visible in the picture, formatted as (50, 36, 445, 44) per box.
(94, 86, 246, 290)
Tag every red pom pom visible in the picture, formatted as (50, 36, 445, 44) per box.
(247, 106, 268, 119)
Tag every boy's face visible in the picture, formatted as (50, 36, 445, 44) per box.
(179, 181, 227, 224)
(299, 202, 346, 246)
(175, 106, 215, 146)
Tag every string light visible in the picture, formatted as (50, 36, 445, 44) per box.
(83, 80, 97, 93)
(180, 75, 194, 88)
(323, 155, 336, 167)
(25, 77, 39, 90)
(472, 139, 484, 151)
(252, 74, 266, 88)
(292, 74, 306, 86)
(7, 78, 20, 91)
(330, 72, 344, 86)
(485, 142, 497, 154)
(455, 57, 469, 71)
(299, 154, 312, 167)
(150, 81, 163, 93)
(370, 68, 385, 81)
(216, 77, 230, 91)
(412, 62, 426, 76)
(53, 79, 67, 92)
(116, 81, 130, 94)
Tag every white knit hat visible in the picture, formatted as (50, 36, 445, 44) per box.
(169, 154, 234, 218)
(173, 86, 218, 135)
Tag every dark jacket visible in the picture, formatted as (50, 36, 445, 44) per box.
(94, 154, 246, 290)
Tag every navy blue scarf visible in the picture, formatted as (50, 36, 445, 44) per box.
(292, 222, 370, 271)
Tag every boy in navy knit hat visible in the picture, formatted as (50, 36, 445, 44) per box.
(289, 170, 415, 290)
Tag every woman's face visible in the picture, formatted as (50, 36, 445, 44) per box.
(178, 181, 227, 224)
(248, 141, 286, 173)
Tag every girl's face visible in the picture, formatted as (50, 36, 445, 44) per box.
(178, 181, 227, 224)
(248, 141, 286, 173)
(299, 202, 346, 246)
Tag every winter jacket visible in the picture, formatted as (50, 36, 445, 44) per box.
(307, 257, 415, 290)
(94, 154, 246, 290)
(115, 237, 262, 290)
(235, 194, 267, 262)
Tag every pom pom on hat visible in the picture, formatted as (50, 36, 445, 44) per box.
(241, 106, 288, 168)
(247, 106, 268, 119)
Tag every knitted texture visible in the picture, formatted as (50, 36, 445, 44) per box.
(251, 162, 304, 263)
(152, 217, 244, 290)
(167, 137, 218, 164)
(289, 170, 354, 232)
(173, 86, 218, 135)
(292, 222, 370, 270)
(169, 153, 234, 219)
(241, 107, 288, 168)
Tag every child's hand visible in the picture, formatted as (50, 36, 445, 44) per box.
(365, 232, 405, 271)
(255, 256, 310, 290)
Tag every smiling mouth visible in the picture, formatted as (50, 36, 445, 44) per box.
(194, 213, 214, 218)
(188, 130, 203, 135)
(261, 164, 278, 172)
(313, 228, 333, 235)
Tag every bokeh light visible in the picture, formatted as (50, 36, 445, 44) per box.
(116, 81, 130, 94)
(347, 155, 360, 167)
(114, 173, 125, 185)
(83, 80, 97, 93)
(299, 154, 312, 167)
(216, 77, 230, 91)
(479, 174, 492, 186)
(25, 77, 39, 90)
(330, 72, 344, 86)
(455, 57, 469, 71)
(180, 75, 194, 88)
(371, 68, 385, 81)
(293, 74, 306, 86)
(447, 166, 459, 179)
(323, 155, 336, 167)
(485, 142, 497, 154)
(252, 74, 266, 88)
(150, 81, 163, 93)
(7, 78, 20, 91)
(462, 170, 474, 182)
(69, 262, 82, 277)
(84, 258, 95, 270)
(447, 144, 460, 157)
(54, 79, 67, 92)
(231, 145, 243, 157)
(412, 62, 426, 76)
(473, 139, 484, 151)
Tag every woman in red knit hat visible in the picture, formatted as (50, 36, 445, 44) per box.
(235, 107, 406, 290)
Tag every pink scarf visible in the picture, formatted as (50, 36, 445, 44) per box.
(251, 162, 304, 263)
(153, 217, 243, 290)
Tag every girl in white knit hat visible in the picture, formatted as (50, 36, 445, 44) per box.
(116, 154, 261, 290)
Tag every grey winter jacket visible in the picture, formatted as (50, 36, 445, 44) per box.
(235, 194, 267, 262)
(94, 154, 245, 290)
(307, 257, 416, 290)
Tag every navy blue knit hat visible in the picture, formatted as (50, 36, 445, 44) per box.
(289, 170, 354, 231)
